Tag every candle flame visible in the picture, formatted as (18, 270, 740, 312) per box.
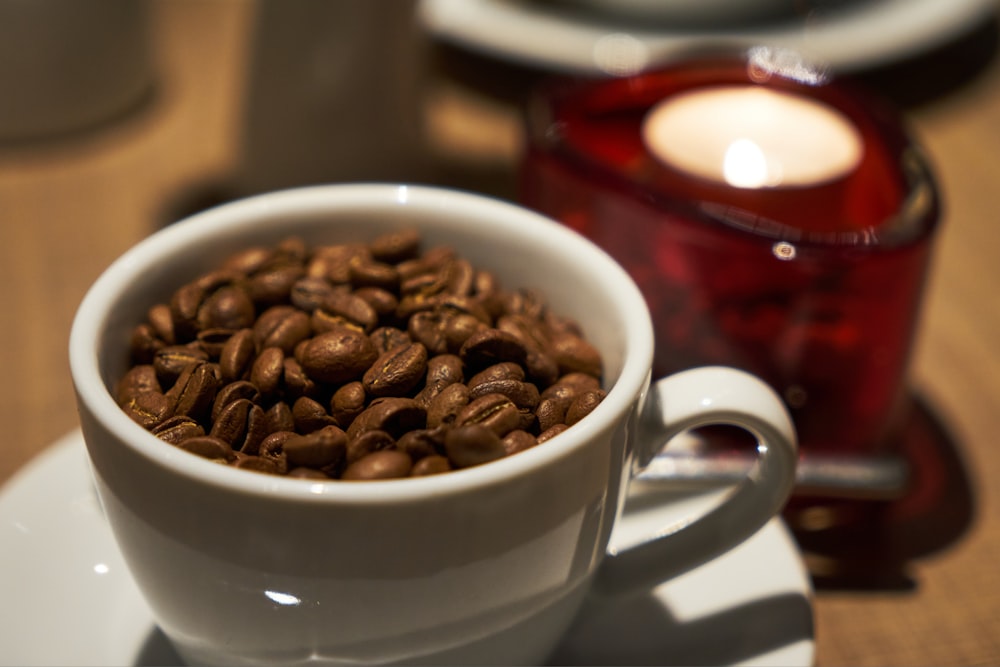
(723, 139, 772, 188)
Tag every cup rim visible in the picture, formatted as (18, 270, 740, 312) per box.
(69, 183, 654, 504)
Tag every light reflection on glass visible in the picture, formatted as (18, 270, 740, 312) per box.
(265, 590, 302, 606)
(723, 139, 771, 189)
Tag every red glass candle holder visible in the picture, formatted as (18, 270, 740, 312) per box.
(520, 49, 940, 457)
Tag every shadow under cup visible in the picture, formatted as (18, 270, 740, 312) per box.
(69, 185, 661, 665)
(521, 54, 941, 456)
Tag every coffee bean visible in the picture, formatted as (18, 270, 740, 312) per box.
(502, 430, 537, 456)
(346, 397, 426, 440)
(300, 329, 378, 385)
(250, 347, 285, 398)
(468, 378, 540, 411)
(152, 416, 205, 444)
(455, 393, 521, 437)
(284, 426, 347, 468)
(197, 284, 255, 331)
(345, 429, 395, 464)
(166, 361, 220, 423)
(122, 391, 173, 429)
(550, 331, 603, 378)
(330, 381, 366, 429)
(154, 345, 209, 385)
(426, 382, 470, 429)
(343, 449, 413, 480)
(177, 435, 235, 462)
(565, 389, 607, 426)
(363, 342, 427, 397)
(459, 328, 528, 370)
(410, 455, 451, 476)
(292, 396, 337, 433)
(369, 228, 421, 264)
(445, 424, 506, 468)
(253, 305, 312, 354)
(117, 364, 161, 405)
(219, 328, 256, 382)
(119, 232, 606, 480)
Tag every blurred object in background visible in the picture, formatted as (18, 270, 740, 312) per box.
(0, 0, 155, 143)
(232, 0, 429, 193)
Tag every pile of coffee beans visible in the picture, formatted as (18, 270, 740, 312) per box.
(117, 229, 606, 480)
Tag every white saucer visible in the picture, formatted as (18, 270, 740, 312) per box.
(419, 0, 997, 73)
(0, 431, 815, 666)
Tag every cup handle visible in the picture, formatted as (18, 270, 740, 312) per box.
(592, 366, 798, 597)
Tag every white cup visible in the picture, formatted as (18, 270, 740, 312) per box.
(69, 184, 797, 665)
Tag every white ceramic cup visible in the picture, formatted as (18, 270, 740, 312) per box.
(69, 184, 797, 666)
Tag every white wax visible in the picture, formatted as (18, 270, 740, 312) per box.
(641, 85, 863, 189)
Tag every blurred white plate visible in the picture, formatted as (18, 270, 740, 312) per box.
(0, 431, 814, 666)
(419, 0, 997, 73)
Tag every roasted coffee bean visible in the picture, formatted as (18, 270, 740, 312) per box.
(211, 398, 267, 453)
(410, 455, 451, 476)
(117, 364, 162, 405)
(445, 424, 506, 468)
(177, 435, 235, 462)
(221, 246, 273, 275)
(197, 284, 255, 332)
(247, 262, 305, 306)
(502, 430, 537, 456)
(426, 382, 470, 429)
(169, 282, 206, 342)
(233, 453, 284, 475)
(537, 423, 569, 443)
(407, 310, 448, 355)
(290, 276, 341, 312)
(319, 290, 378, 332)
(414, 354, 464, 407)
(342, 449, 413, 481)
(459, 329, 528, 370)
(166, 361, 220, 423)
(354, 287, 398, 321)
(250, 347, 285, 398)
(219, 328, 256, 382)
(396, 428, 445, 460)
(129, 324, 164, 365)
(346, 397, 425, 440)
(349, 256, 399, 291)
(300, 329, 378, 385)
(264, 401, 295, 433)
(549, 331, 603, 378)
(123, 392, 172, 429)
(119, 232, 606, 479)
(468, 362, 524, 389)
(292, 396, 338, 433)
(369, 228, 420, 264)
(153, 345, 210, 385)
(147, 303, 176, 345)
(565, 389, 607, 426)
(534, 397, 567, 433)
(330, 381, 366, 428)
(369, 326, 411, 355)
(455, 393, 521, 437)
(253, 305, 312, 353)
(283, 357, 317, 400)
(283, 426, 347, 468)
(196, 328, 235, 358)
(345, 429, 395, 465)
(309, 243, 367, 284)
(363, 342, 427, 397)
(468, 379, 540, 411)
(152, 416, 205, 444)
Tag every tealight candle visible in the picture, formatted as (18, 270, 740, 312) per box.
(520, 52, 941, 459)
(641, 85, 863, 189)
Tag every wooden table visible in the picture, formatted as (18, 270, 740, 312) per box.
(2, 1, 999, 665)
